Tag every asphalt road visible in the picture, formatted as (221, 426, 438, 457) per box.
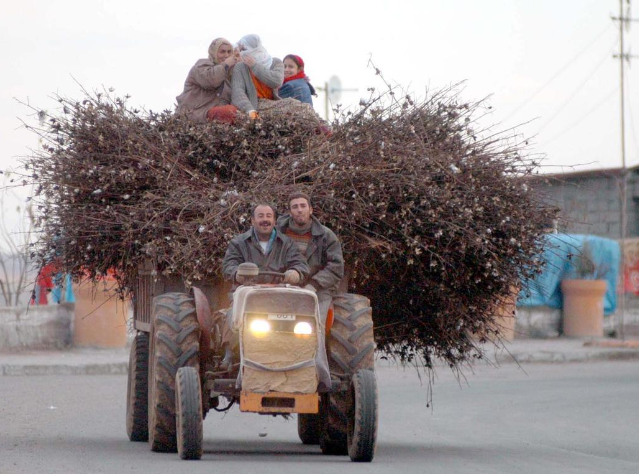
(1, 361, 637, 474)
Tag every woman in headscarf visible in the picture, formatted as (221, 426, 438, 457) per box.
(231, 34, 284, 117)
(279, 54, 316, 105)
(176, 37, 239, 123)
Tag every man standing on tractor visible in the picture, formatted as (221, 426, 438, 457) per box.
(277, 191, 344, 322)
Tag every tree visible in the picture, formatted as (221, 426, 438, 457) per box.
(0, 179, 35, 307)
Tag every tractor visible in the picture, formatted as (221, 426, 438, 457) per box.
(125, 260, 378, 462)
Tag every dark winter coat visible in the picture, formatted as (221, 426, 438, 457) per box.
(276, 215, 344, 294)
(279, 78, 313, 105)
(222, 228, 309, 291)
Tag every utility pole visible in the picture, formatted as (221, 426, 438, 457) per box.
(612, 0, 639, 339)
(316, 76, 358, 121)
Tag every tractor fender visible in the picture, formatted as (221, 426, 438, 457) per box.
(192, 287, 212, 364)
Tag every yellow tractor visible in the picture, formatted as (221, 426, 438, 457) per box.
(125, 261, 377, 462)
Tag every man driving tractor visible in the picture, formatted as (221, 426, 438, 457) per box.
(222, 202, 309, 287)
(220, 202, 310, 366)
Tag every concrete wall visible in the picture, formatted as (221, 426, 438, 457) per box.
(537, 172, 639, 239)
(0, 304, 74, 350)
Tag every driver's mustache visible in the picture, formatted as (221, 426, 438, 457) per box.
(259, 221, 271, 226)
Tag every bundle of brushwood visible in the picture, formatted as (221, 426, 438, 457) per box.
(23, 79, 556, 370)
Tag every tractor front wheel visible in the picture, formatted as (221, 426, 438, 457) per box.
(176, 367, 203, 460)
(347, 369, 378, 462)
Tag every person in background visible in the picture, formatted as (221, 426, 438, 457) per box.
(231, 34, 284, 118)
(176, 37, 239, 123)
(279, 54, 316, 105)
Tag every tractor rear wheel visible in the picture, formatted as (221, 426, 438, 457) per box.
(148, 292, 200, 453)
(297, 414, 321, 445)
(320, 294, 375, 456)
(176, 367, 203, 460)
(126, 331, 149, 442)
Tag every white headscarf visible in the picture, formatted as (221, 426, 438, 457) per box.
(237, 34, 273, 69)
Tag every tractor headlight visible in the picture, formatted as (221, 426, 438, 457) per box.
(293, 321, 313, 335)
(249, 319, 271, 334)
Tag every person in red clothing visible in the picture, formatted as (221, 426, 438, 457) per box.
(31, 263, 56, 305)
(279, 54, 317, 105)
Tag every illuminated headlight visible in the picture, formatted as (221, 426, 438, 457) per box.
(249, 319, 271, 334)
(293, 322, 313, 335)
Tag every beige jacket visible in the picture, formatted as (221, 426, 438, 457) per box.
(175, 59, 232, 122)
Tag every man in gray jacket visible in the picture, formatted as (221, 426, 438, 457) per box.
(277, 192, 345, 322)
(220, 202, 309, 365)
(222, 203, 308, 288)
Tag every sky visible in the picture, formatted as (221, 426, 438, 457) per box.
(1, 0, 638, 194)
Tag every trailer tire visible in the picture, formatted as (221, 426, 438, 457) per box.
(176, 367, 203, 460)
(148, 292, 200, 453)
(126, 331, 149, 442)
(320, 293, 375, 456)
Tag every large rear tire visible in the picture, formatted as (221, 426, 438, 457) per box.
(176, 367, 203, 460)
(320, 294, 375, 456)
(126, 332, 149, 442)
(148, 292, 200, 453)
(297, 414, 321, 445)
(347, 369, 378, 462)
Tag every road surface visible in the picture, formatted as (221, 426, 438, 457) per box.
(1, 361, 637, 473)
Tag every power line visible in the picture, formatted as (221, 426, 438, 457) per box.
(541, 86, 618, 146)
(537, 41, 617, 134)
(504, 22, 613, 122)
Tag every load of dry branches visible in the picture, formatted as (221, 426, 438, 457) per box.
(22, 77, 556, 370)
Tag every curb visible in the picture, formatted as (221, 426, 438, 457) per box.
(2, 347, 639, 376)
(0, 362, 128, 376)
(493, 349, 639, 364)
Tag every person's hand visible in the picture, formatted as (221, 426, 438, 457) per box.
(242, 54, 256, 68)
(248, 110, 259, 120)
(283, 270, 300, 285)
(303, 284, 316, 293)
(235, 272, 247, 284)
(224, 55, 238, 68)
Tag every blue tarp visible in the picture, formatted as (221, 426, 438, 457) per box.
(518, 234, 620, 315)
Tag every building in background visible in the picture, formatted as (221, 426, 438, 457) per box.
(533, 166, 639, 336)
